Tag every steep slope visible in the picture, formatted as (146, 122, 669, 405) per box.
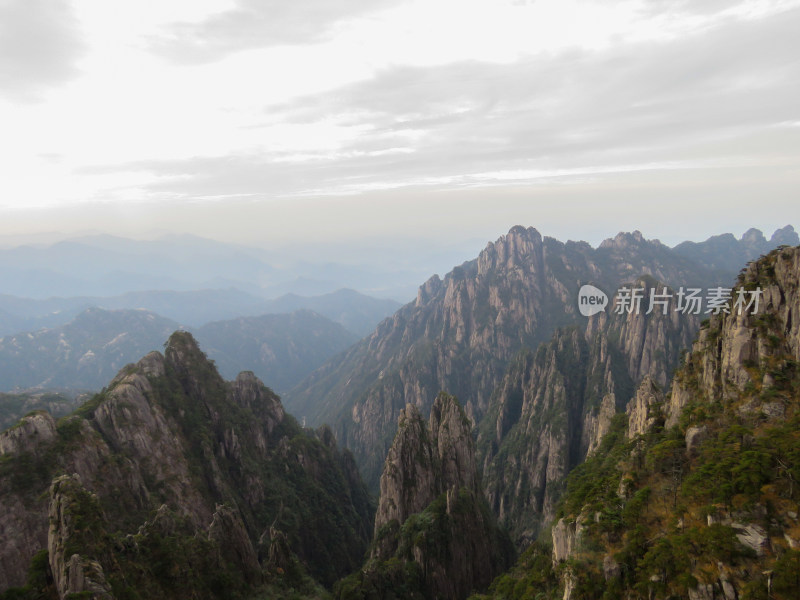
(287, 226, 716, 487)
(478, 278, 697, 545)
(0, 331, 372, 597)
(475, 245, 800, 600)
(195, 309, 358, 392)
(337, 393, 514, 600)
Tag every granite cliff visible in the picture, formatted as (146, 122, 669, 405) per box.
(474, 245, 800, 600)
(288, 226, 717, 488)
(338, 393, 513, 600)
(478, 278, 697, 544)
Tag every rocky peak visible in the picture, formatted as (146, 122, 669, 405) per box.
(668, 245, 800, 425)
(207, 504, 262, 586)
(228, 371, 284, 431)
(164, 330, 225, 403)
(626, 375, 664, 439)
(287, 225, 720, 492)
(477, 225, 543, 275)
(48, 474, 114, 600)
(599, 230, 647, 250)
(373, 393, 478, 538)
(429, 392, 479, 494)
(373, 402, 437, 536)
(416, 273, 443, 307)
(164, 330, 207, 370)
(771, 224, 799, 246)
(0, 330, 374, 594)
(741, 227, 767, 246)
(360, 392, 513, 599)
(0, 410, 56, 456)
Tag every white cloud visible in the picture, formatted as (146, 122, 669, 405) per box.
(0, 0, 86, 102)
(0, 0, 797, 251)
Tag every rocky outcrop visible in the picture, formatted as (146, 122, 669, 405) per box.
(667, 246, 800, 426)
(207, 504, 262, 586)
(626, 375, 664, 439)
(0, 411, 56, 456)
(551, 517, 584, 563)
(684, 424, 708, 456)
(362, 393, 512, 600)
(584, 394, 617, 455)
(373, 404, 437, 537)
(374, 393, 480, 540)
(48, 474, 114, 600)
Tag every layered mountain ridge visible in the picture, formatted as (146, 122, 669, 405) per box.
(0, 307, 357, 394)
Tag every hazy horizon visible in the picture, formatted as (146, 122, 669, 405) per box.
(1, 0, 798, 257)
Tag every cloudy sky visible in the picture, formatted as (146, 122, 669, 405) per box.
(0, 0, 798, 252)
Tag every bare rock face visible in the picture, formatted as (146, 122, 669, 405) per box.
(373, 404, 437, 536)
(207, 504, 262, 586)
(684, 424, 708, 456)
(480, 275, 697, 545)
(48, 474, 114, 600)
(0, 411, 56, 456)
(367, 393, 512, 599)
(626, 375, 664, 439)
(667, 246, 800, 426)
(374, 393, 480, 539)
(288, 226, 712, 488)
(587, 278, 698, 389)
(551, 517, 584, 564)
(585, 393, 617, 455)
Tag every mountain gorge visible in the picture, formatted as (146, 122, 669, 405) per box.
(478, 277, 698, 545)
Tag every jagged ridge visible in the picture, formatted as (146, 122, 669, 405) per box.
(0, 331, 373, 598)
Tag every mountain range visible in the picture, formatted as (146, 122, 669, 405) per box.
(0, 288, 401, 338)
(0, 233, 429, 302)
(0, 224, 798, 600)
(0, 307, 357, 395)
(286, 226, 797, 488)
